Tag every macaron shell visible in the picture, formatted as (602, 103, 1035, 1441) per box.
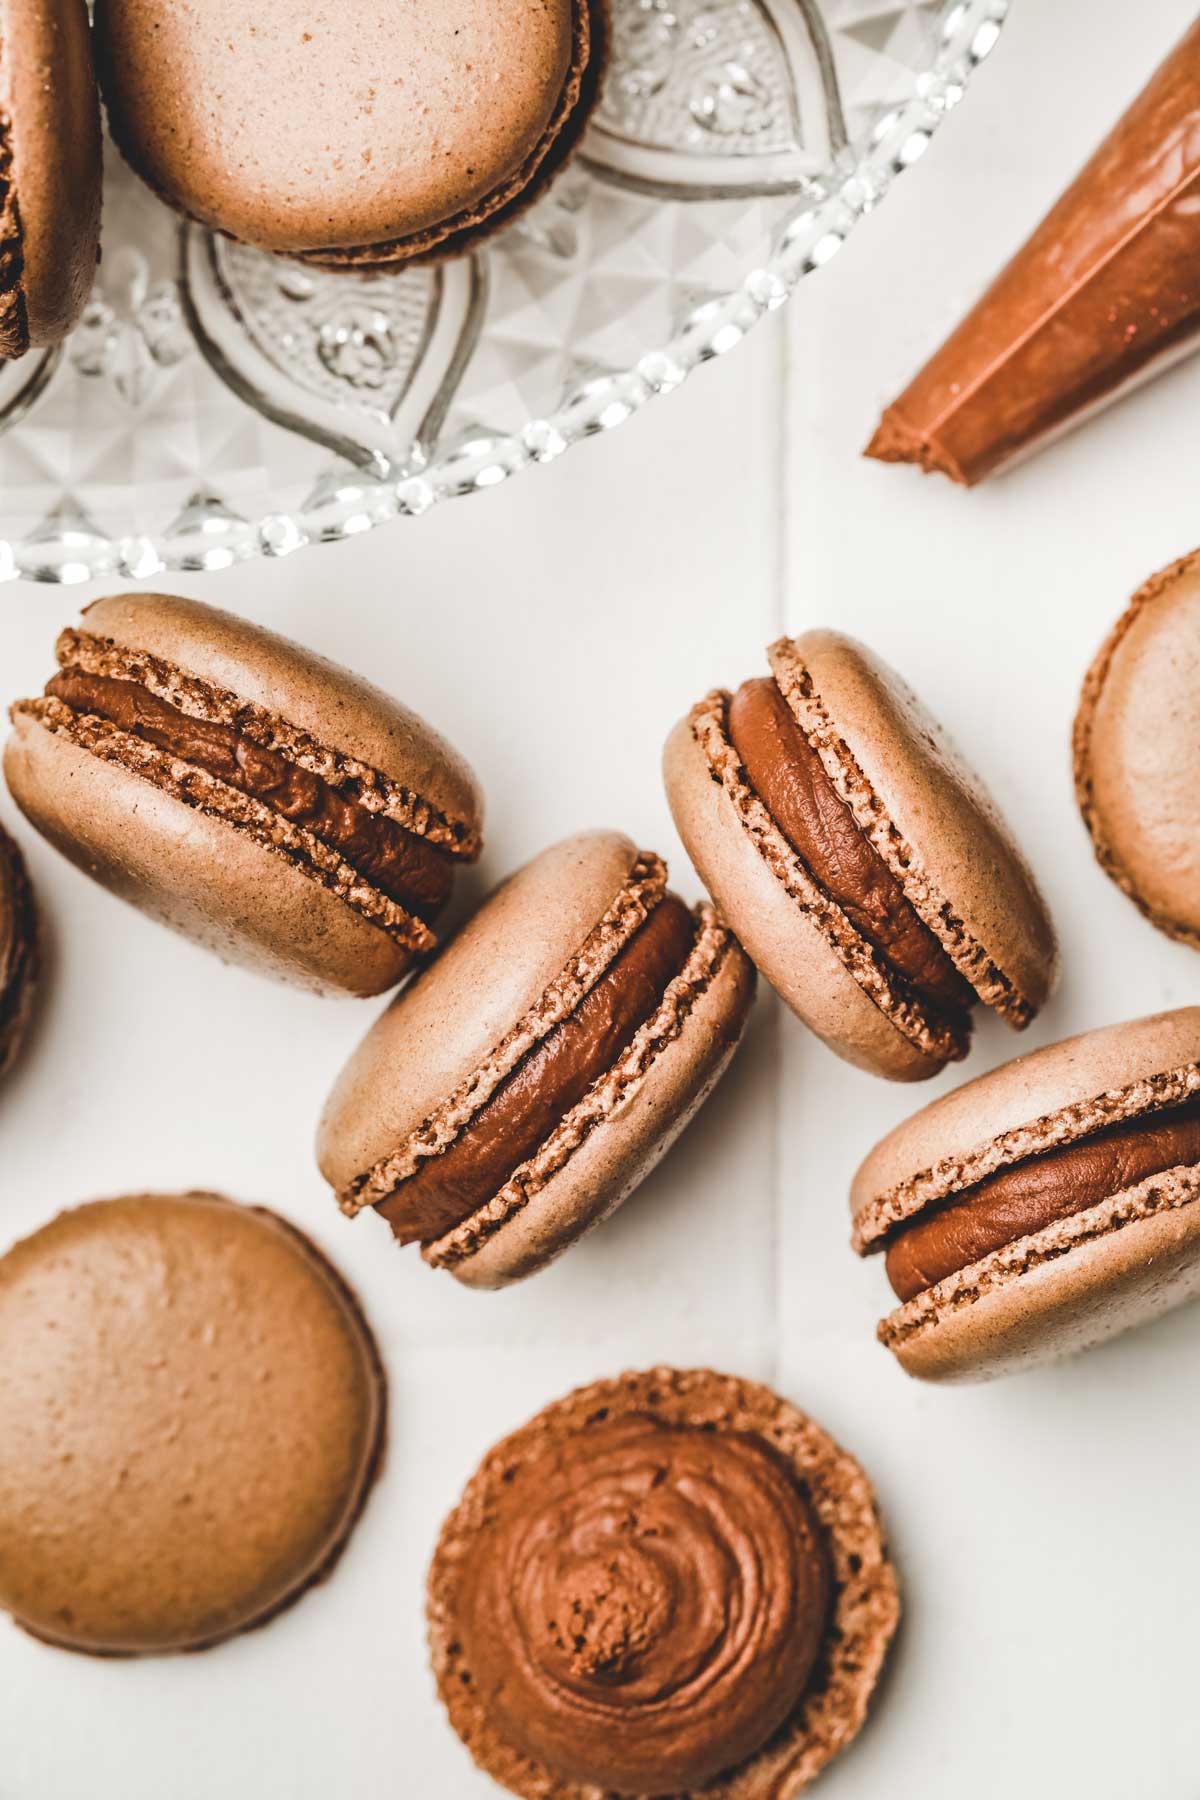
(429, 1367, 899, 1800)
(0, 1194, 385, 1655)
(852, 1006, 1200, 1245)
(80, 592, 483, 842)
(4, 708, 409, 996)
(1074, 551, 1200, 942)
(440, 924, 756, 1288)
(881, 1175, 1200, 1382)
(778, 630, 1057, 1018)
(1, 0, 101, 349)
(94, 0, 578, 255)
(663, 713, 943, 1081)
(0, 825, 37, 1078)
(318, 832, 647, 1195)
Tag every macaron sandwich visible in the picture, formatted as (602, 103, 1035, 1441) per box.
(94, 0, 608, 268)
(1074, 548, 1200, 946)
(0, 823, 37, 1080)
(665, 630, 1057, 1081)
(0, 1193, 384, 1655)
(0, 0, 102, 359)
(429, 1366, 899, 1798)
(854, 1008, 1200, 1382)
(319, 831, 755, 1287)
(5, 593, 482, 995)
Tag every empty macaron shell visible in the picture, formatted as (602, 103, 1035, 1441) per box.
(0, 823, 37, 1081)
(1074, 549, 1200, 945)
(853, 1007, 1200, 1382)
(428, 1366, 899, 1799)
(664, 629, 1057, 1082)
(318, 830, 755, 1288)
(93, 0, 606, 265)
(4, 592, 483, 996)
(0, 0, 102, 358)
(0, 1193, 385, 1655)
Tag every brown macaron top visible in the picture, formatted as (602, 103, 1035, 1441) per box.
(0, 1193, 385, 1656)
(665, 630, 1056, 1082)
(0, 822, 37, 1080)
(429, 1367, 899, 1800)
(94, 0, 605, 266)
(1074, 549, 1200, 945)
(0, 0, 102, 359)
(854, 1007, 1200, 1381)
(5, 592, 483, 996)
(318, 831, 755, 1288)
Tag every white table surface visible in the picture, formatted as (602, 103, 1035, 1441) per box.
(3, 2, 1199, 1794)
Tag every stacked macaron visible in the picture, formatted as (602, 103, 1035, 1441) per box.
(6, 592, 483, 996)
(319, 831, 755, 1287)
(666, 630, 1057, 1081)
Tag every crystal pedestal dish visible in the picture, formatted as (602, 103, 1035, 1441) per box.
(0, 0, 1007, 582)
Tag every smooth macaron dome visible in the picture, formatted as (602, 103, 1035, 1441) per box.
(0, 823, 37, 1080)
(0, 1193, 385, 1655)
(93, 0, 606, 267)
(318, 831, 756, 1288)
(5, 592, 483, 996)
(853, 1007, 1200, 1382)
(0, 0, 102, 358)
(429, 1366, 900, 1798)
(1074, 549, 1200, 945)
(665, 629, 1057, 1082)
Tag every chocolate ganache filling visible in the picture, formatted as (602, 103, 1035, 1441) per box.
(727, 677, 973, 1016)
(380, 895, 695, 1246)
(46, 669, 453, 921)
(886, 1097, 1200, 1302)
(455, 1414, 830, 1795)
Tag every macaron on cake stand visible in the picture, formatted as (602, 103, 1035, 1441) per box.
(0, 0, 1006, 583)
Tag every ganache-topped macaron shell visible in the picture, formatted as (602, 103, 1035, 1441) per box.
(0, 0, 102, 358)
(429, 1366, 900, 1798)
(5, 592, 483, 996)
(93, 0, 606, 265)
(854, 1007, 1200, 1382)
(0, 1193, 385, 1655)
(1074, 549, 1200, 945)
(318, 831, 755, 1287)
(665, 629, 1056, 1082)
(0, 823, 38, 1080)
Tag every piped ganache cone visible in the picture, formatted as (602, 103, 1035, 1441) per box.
(318, 833, 755, 1289)
(854, 1008, 1200, 1383)
(0, 823, 38, 1080)
(5, 593, 482, 996)
(867, 20, 1200, 485)
(664, 630, 1056, 1082)
(429, 1368, 899, 1799)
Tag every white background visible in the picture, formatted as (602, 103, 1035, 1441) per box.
(3, 2, 1200, 1794)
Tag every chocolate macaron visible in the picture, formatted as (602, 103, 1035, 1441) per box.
(94, 0, 606, 268)
(0, 0, 102, 358)
(429, 1366, 899, 1798)
(318, 832, 755, 1288)
(0, 823, 37, 1080)
(5, 592, 482, 995)
(1074, 549, 1200, 946)
(0, 1193, 385, 1655)
(665, 631, 1057, 1081)
(854, 1008, 1200, 1382)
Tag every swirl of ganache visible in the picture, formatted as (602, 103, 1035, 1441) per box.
(456, 1415, 831, 1794)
